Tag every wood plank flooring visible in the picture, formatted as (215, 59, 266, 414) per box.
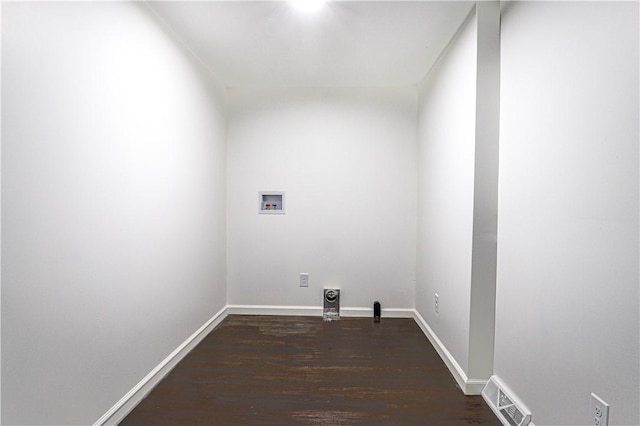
(121, 315, 500, 425)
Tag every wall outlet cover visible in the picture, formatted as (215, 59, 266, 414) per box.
(590, 393, 609, 426)
(300, 273, 309, 287)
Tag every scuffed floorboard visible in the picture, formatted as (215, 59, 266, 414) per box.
(120, 315, 499, 425)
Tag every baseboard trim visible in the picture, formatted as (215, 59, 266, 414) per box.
(93, 306, 229, 426)
(226, 305, 415, 319)
(94, 305, 485, 425)
(412, 310, 486, 395)
(340, 307, 415, 318)
(226, 304, 323, 316)
(465, 379, 489, 395)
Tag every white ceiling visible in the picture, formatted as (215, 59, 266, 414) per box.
(147, 1, 475, 87)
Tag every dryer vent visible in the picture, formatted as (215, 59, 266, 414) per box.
(323, 289, 340, 321)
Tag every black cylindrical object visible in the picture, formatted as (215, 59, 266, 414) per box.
(373, 301, 381, 322)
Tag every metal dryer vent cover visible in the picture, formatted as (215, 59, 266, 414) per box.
(323, 289, 340, 321)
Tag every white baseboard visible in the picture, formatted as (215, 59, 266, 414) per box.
(93, 306, 229, 426)
(94, 305, 484, 426)
(412, 310, 487, 395)
(341, 307, 415, 318)
(226, 304, 323, 316)
(227, 304, 414, 319)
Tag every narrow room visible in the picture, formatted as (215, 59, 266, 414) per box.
(1, 1, 638, 425)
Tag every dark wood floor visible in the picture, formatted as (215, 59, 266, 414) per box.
(121, 315, 500, 425)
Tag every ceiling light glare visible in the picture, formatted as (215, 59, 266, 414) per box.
(291, 0, 326, 14)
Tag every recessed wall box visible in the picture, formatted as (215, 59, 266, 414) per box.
(259, 191, 285, 214)
(323, 289, 340, 321)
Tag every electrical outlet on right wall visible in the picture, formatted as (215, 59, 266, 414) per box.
(590, 393, 610, 426)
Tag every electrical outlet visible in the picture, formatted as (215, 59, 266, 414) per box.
(434, 293, 439, 314)
(590, 393, 609, 426)
(300, 273, 309, 287)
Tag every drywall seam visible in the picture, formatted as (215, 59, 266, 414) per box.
(93, 306, 229, 426)
(413, 310, 486, 395)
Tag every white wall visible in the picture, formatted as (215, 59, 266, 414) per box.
(416, 9, 477, 377)
(0, 3, 3, 421)
(3, 2, 638, 425)
(227, 87, 417, 312)
(495, 2, 639, 425)
(1, 2, 227, 424)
